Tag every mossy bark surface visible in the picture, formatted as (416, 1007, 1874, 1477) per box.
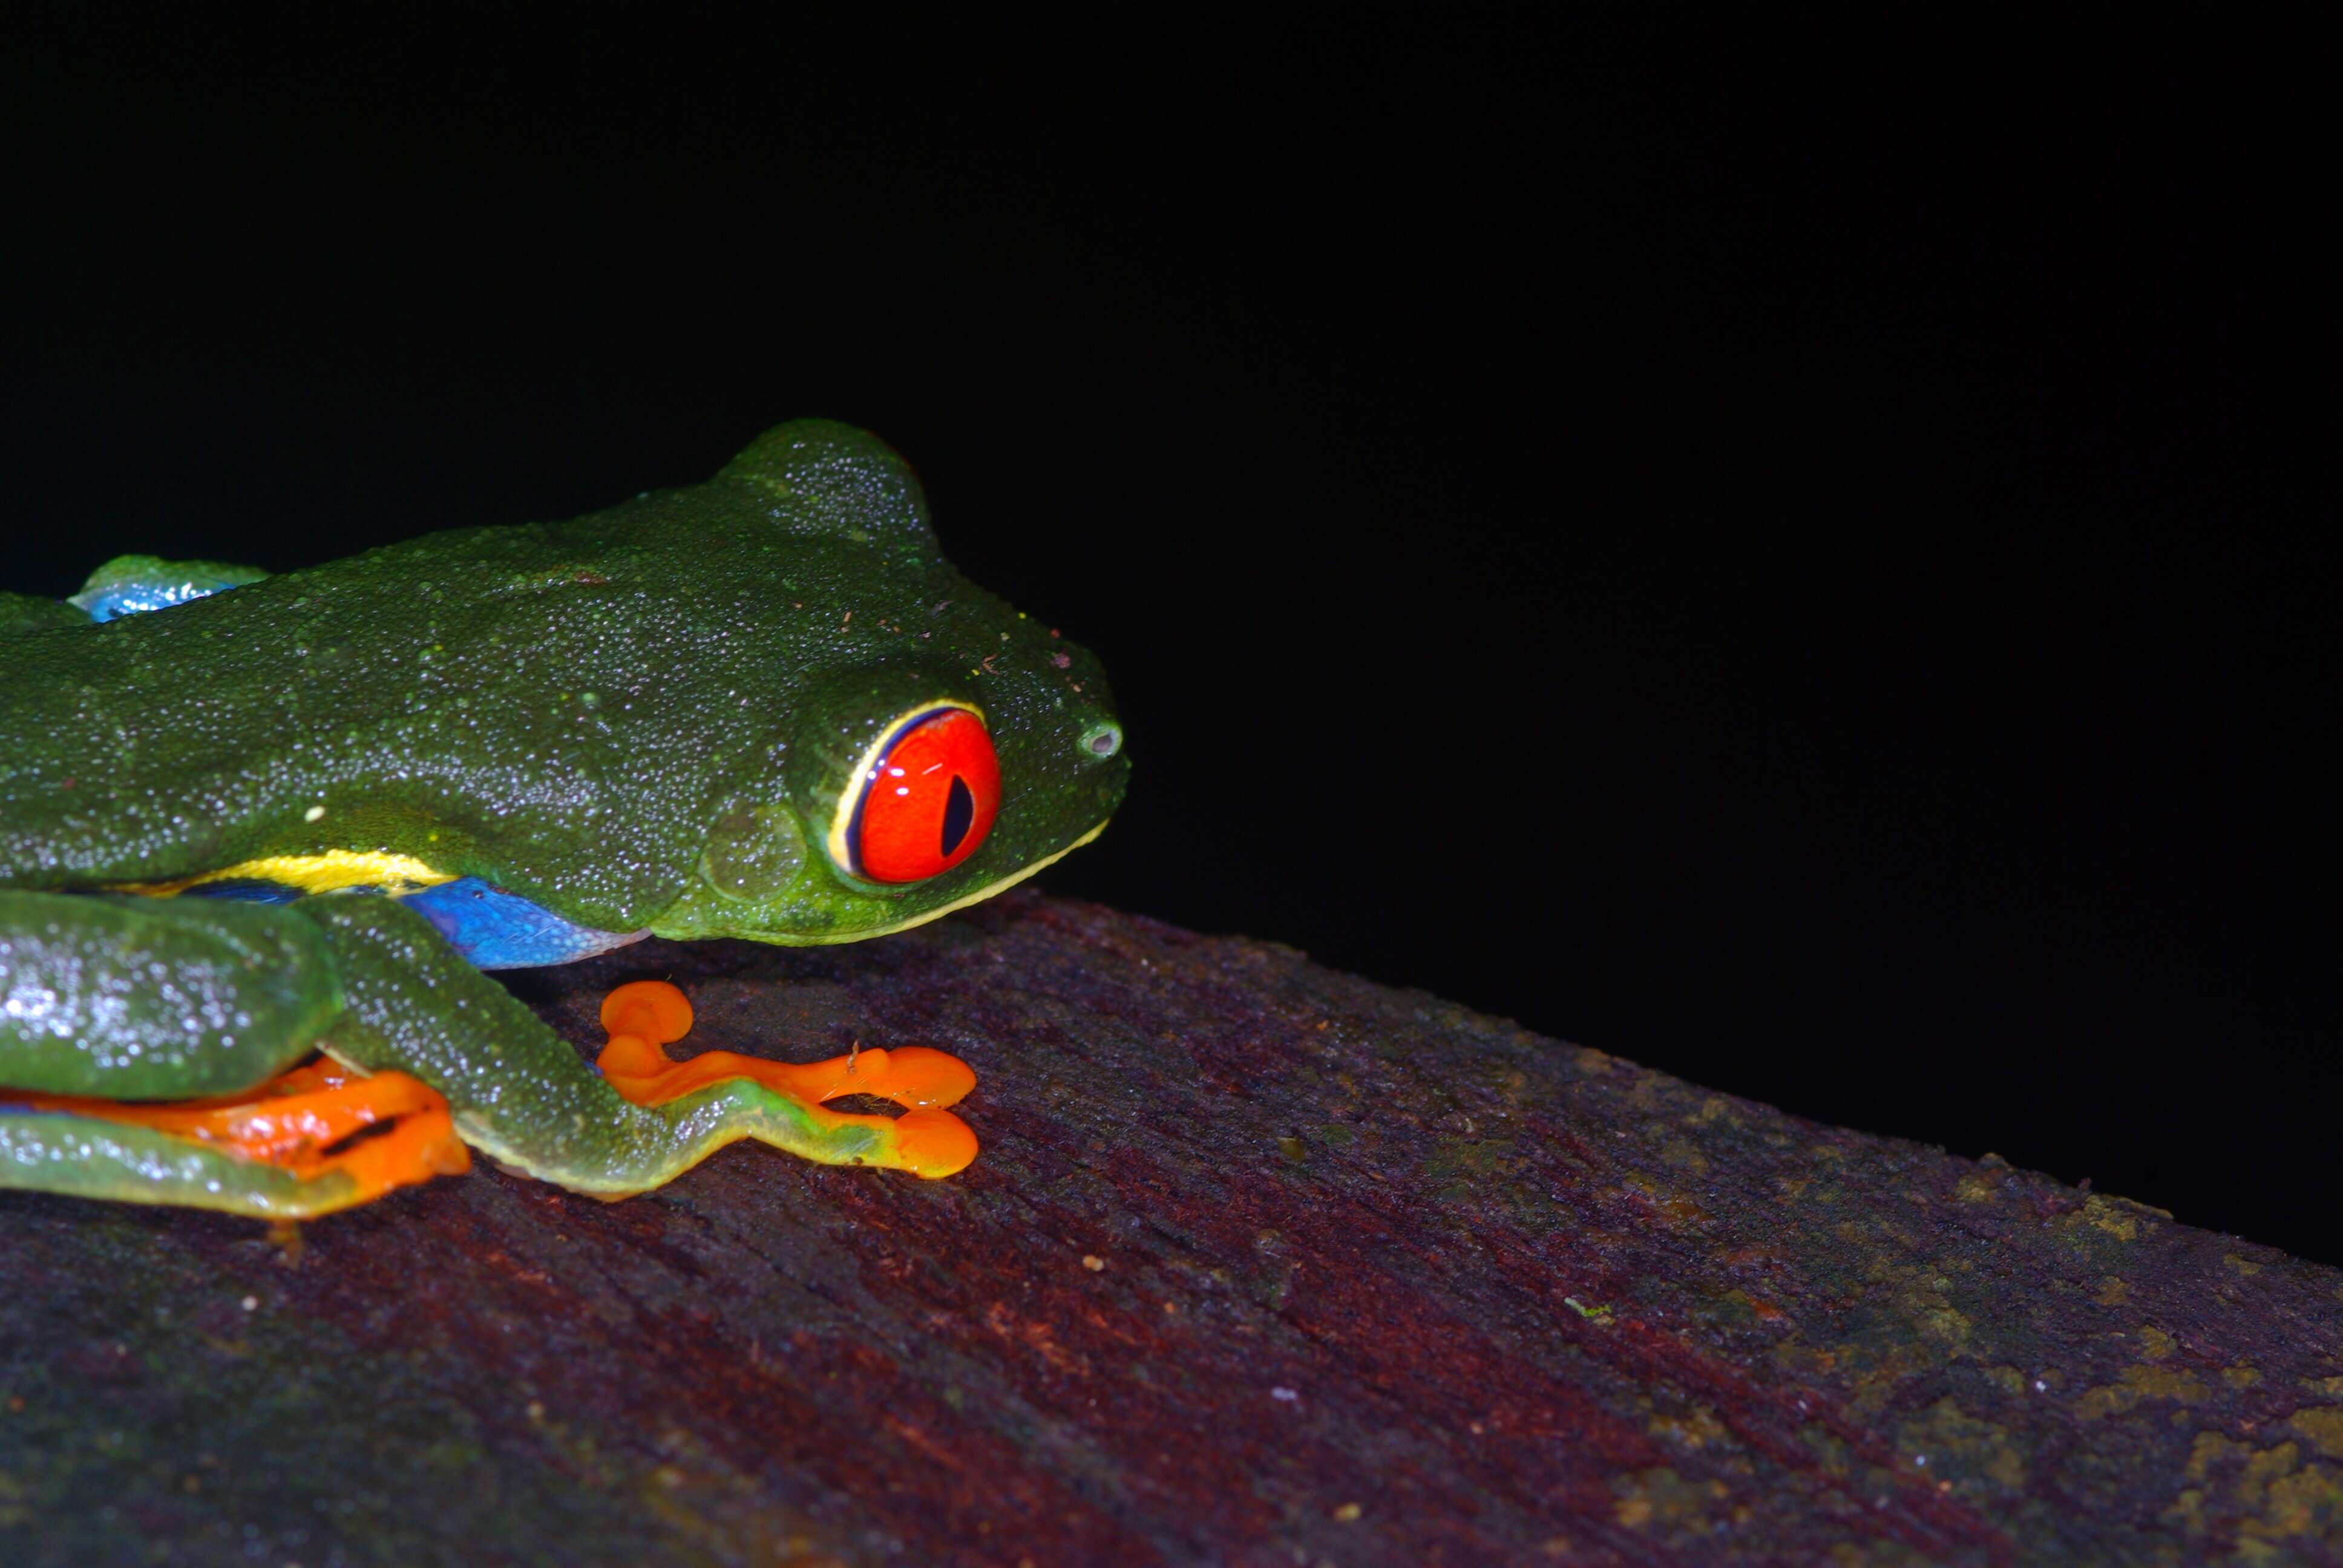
(4, 892, 2336, 1564)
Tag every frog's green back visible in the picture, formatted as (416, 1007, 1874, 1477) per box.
(0, 422, 1126, 936)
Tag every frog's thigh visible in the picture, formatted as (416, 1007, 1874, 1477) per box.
(0, 892, 343, 1099)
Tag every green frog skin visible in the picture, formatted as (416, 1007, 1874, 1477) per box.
(0, 421, 1129, 1217)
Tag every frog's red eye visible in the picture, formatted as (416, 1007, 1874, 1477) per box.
(844, 705, 1001, 883)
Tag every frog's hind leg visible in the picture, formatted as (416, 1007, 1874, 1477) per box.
(11, 1055, 468, 1171)
(1, 889, 468, 1217)
(0, 1065, 470, 1219)
(593, 981, 979, 1180)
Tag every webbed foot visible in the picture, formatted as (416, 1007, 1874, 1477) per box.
(592, 980, 979, 1178)
(7, 1060, 471, 1211)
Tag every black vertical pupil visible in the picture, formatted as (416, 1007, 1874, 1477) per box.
(940, 776, 975, 858)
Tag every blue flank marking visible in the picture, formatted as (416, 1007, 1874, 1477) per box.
(74, 580, 249, 622)
(185, 876, 644, 970)
(81, 585, 188, 621)
(401, 877, 647, 970)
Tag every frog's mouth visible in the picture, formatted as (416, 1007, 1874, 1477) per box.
(835, 817, 1110, 944)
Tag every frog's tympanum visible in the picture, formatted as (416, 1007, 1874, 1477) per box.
(0, 422, 1128, 1216)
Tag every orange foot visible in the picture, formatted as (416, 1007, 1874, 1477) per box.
(13, 1060, 471, 1203)
(594, 979, 980, 1177)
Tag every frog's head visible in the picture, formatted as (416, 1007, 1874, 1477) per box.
(649, 420, 1130, 946)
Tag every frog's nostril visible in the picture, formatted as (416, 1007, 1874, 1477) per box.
(1081, 723, 1123, 759)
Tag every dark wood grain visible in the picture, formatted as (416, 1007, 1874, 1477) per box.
(5, 891, 2338, 1564)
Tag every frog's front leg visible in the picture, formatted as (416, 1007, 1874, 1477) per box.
(591, 981, 977, 1172)
(0, 892, 468, 1217)
(290, 896, 978, 1197)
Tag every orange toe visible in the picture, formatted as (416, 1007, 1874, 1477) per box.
(600, 980, 693, 1047)
(890, 1108, 980, 1178)
(335, 1105, 473, 1198)
(819, 1044, 977, 1110)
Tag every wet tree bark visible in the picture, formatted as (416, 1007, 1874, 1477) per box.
(4, 890, 2339, 1565)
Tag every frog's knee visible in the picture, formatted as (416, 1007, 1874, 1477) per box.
(0, 892, 341, 1099)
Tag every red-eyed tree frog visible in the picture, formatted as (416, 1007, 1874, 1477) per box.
(0, 422, 1129, 1217)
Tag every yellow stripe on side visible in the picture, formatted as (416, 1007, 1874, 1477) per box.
(114, 849, 456, 899)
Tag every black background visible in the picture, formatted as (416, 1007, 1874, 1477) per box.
(5, 15, 2336, 1256)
